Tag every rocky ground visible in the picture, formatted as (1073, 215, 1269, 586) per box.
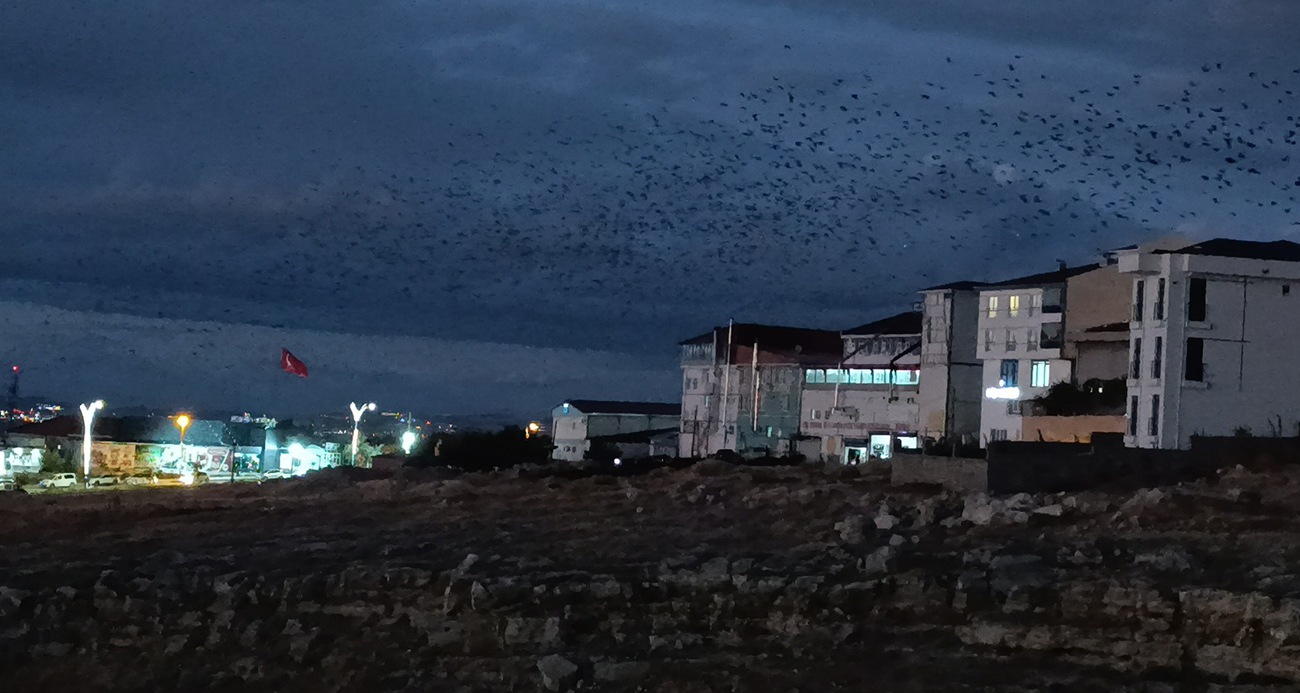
(3, 460, 1300, 691)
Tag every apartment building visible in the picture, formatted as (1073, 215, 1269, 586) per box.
(976, 265, 1100, 444)
(800, 312, 922, 463)
(1121, 239, 1300, 449)
(678, 323, 842, 458)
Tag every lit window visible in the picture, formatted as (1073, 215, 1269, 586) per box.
(988, 296, 999, 318)
(1008, 295, 1021, 317)
(1030, 360, 1050, 388)
(892, 369, 919, 386)
(807, 369, 825, 384)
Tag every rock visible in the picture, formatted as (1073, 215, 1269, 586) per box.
(873, 510, 900, 531)
(834, 516, 866, 544)
(698, 557, 730, 580)
(593, 661, 650, 682)
(962, 495, 997, 526)
(888, 534, 906, 547)
(1134, 547, 1192, 572)
(537, 654, 579, 691)
(861, 546, 892, 576)
(1033, 504, 1063, 517)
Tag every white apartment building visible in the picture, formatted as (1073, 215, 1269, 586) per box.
(976, 265, 1098, 444)
(800, 312, 922, 463)
(1121, 239, 1300, 449)
(917, 283, 984, 445)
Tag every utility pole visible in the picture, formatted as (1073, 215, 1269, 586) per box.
(2, 365, 18, 451)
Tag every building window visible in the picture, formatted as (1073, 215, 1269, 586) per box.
(984, 329, 994, 352)
(1185, 337, 1204, 382)
(1006, 400, 1022, 416)
(1189, 277, 1207, 322)
(1285, 285, 1292, 297)
(1006, 329, 1018, 351)
(1134, 279, 1145, 322)
(999, 359, 1019, 388)
(806, 369, 825, 384)
(1155, 278, 1167, 320)
(1149, 395, 1161, 437)
(1026, 329, 1039, 351)
(1030, 360, 1050, 388)
(1042, 287, 1063, 313)
(1152, 336, 1163, 379)
(1132, 337, 1142, 379)
(989, 429, 1008, 442)
(1029, 293, 1042, 315)
(1008, 295, 1021, 317)
(988, 296, 999, 318)
(1129, 396, 1139, 436)
(1040, 322, 1063, 349)
(892, 369, 920, 386)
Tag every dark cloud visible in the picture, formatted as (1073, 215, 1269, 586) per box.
(1, 0, 1297, 416)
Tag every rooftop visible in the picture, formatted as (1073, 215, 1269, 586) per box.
(921, 264, 1101, 293)
(558, 400, 681, 417)
(843, 311, 923, 336)
(1160, 238, 1300, 263)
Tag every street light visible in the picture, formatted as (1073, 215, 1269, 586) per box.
(79, 400, 104, 488)
(349, 402, 376, 467)
(175, 414, 193, 485)
(401, 430, 417, 456)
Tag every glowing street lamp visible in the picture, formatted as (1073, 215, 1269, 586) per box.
(526, 421, 541, 439)
(401, 429, 417, 456)
(79, 400, 104, 488)
(349, 402, 376, 467)
(175, 414, 193, 484)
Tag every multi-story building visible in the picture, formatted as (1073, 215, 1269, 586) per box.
(976, 264, 1101, 444)
(550, 400, 680, 461)
(1121, 238, 1300, 449)
(800, 312, 922, 463)
(917, 282, 985, 446)
(678, 323, 842, 458)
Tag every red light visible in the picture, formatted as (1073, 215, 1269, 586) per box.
(10, 366, 16, 373)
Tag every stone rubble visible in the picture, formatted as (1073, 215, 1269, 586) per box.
(3, 460, 1300, 690)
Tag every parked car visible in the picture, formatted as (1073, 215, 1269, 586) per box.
(88, 475, 119, 487)
(39, 473, 78, 489)
(0, 479, 22, 493)
(260, 469, 288, 481)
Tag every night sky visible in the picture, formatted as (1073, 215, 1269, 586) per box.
(2, 1, 1299, 420)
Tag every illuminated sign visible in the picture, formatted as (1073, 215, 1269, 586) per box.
(984, 386, 1021, 400)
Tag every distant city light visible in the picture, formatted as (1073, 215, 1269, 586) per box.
(613, 458, 622, 466)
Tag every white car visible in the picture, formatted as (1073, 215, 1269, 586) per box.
(39, 473, 78, 489)
(88, 476, 119, 487)
(0, 479, 20, 492)
(260, 469, 288, 481)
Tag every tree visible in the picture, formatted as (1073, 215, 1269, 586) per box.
(40, 449, 75, 475)
(409, 426, 552, 472)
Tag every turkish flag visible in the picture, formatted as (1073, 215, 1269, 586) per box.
(281, 349, 309, 378)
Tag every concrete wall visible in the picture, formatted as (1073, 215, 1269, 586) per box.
(1074, 341, 1129, 383)
(889, 454, 988, 493)
(1020, 415, 1127, 443)
(800, 386, 919, 461)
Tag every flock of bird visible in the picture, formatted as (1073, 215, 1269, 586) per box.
(36, 52, 1300, 354)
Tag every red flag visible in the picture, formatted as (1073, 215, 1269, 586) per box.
(281, 349, 309, 378)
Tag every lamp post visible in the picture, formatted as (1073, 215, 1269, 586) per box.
(349, 402, 376, 467)
(175, 414, 193, 484)
(79, 400, 104, 489)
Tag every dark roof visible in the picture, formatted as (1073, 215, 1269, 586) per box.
(843, 311, 922, 336)
(982, 264, 1100, 289)
(589, 428, 679, 444)
(678, 323, 844, 365)
(679, 322, 840, 347)
(1161, 238, 1300, 263)
(560, 400, 681, 416)
(920, 264, 1099, 293)
(920, 280, 985, 292)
